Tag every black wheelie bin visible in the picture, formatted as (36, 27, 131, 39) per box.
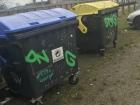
(0, 42, 8, 86)
(0, 8, 79, 104)
(71, 1, 119, 55)
(0, 55, 5, 84)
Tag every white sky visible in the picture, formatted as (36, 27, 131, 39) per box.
(3, 0, 48, 8)
(4, 0, 31, 8)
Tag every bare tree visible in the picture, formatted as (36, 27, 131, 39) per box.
(33, 0, 44, 3)
(33, 0, 36, 3)
(47, 0, 51, 3)
(0, 0, 7, 10)
(0, 0, 8, 5)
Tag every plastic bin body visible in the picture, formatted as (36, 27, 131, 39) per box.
(71, 1, 119, 52)
(0, 8, 78, 98)
(0, 39, 9, 89)
(76, 9, 118, 51)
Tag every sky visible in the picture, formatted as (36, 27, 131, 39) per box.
(2, 0, 48, 8)
(3, 0, 32, 8)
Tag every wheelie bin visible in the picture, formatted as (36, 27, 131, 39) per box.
(0, 8, 79, 104)
(0, 45, 7, 85)
(0, 56, 4, 84)
(71, 1, 119, 55)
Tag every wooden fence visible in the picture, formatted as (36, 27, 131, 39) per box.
(0, 0, 137, 16)
(0, 0, 94, 16)
(118, 0, 137, 14)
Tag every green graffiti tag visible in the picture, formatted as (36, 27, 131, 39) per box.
(104, 14, 117, 28)
(36, 68, 54, 83)
(65, 50, 76, 68)
(25, 50, 49, 64)
(25, 49, 77, 68)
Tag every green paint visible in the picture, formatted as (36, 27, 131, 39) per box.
(25, 49, 77, 68)
(25, 50, 49, 64)
(36, 68, 54, 83)
(104, 14, 117, 28)
(65, 50, 76, 68)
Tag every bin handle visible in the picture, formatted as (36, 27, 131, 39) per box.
(77, 16, 88, 34)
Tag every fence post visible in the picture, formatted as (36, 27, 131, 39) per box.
(122, 0, 125, 14)
(134, 0, 136, 10)
(128, 0, 130, 12)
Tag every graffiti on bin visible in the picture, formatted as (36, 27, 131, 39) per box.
(25, 49, 77, 67)
(104, 14, 117, 28)
(25, 50, 50, 64)
(36, 68, 54, 83)
(65, 50, 76, 68)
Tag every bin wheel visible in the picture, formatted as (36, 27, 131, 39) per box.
(31, 97, 43, 105)
(99, 49, 105, 56)
(8, 89, 19, 97)
(113, 41, 117, 48)
(35, 102, 43, 105)
(69, 75, 79, 85)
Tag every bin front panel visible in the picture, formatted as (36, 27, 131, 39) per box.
(0, 8, 77, 98)
(5, 21, 78, 98)
(76, 15, 102, 51)
(76, 8, 118, 51)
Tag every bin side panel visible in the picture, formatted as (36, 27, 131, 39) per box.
(76, 8, 118, 52)
(76, 15, 102, 52)
(101, 10, 118, 48)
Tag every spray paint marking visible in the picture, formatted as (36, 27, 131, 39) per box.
(104, 14, 117, 28)
(25, 49, 49, 64)
(65, 50, 76, 68)
(25, 49, 77, 68)
(36, 68, 54, 83)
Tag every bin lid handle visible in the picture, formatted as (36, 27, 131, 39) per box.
(77, 16, 88, 34)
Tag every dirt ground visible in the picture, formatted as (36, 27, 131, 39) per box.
(5, 10, 140, 105)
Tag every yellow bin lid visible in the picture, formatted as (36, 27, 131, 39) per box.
(71, 1, 119, 16)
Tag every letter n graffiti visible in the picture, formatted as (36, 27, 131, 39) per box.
(25, 49, 49, 64)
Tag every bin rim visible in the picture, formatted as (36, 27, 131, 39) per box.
(71, 1, 119, 16)
(0, 8, 77, 39)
